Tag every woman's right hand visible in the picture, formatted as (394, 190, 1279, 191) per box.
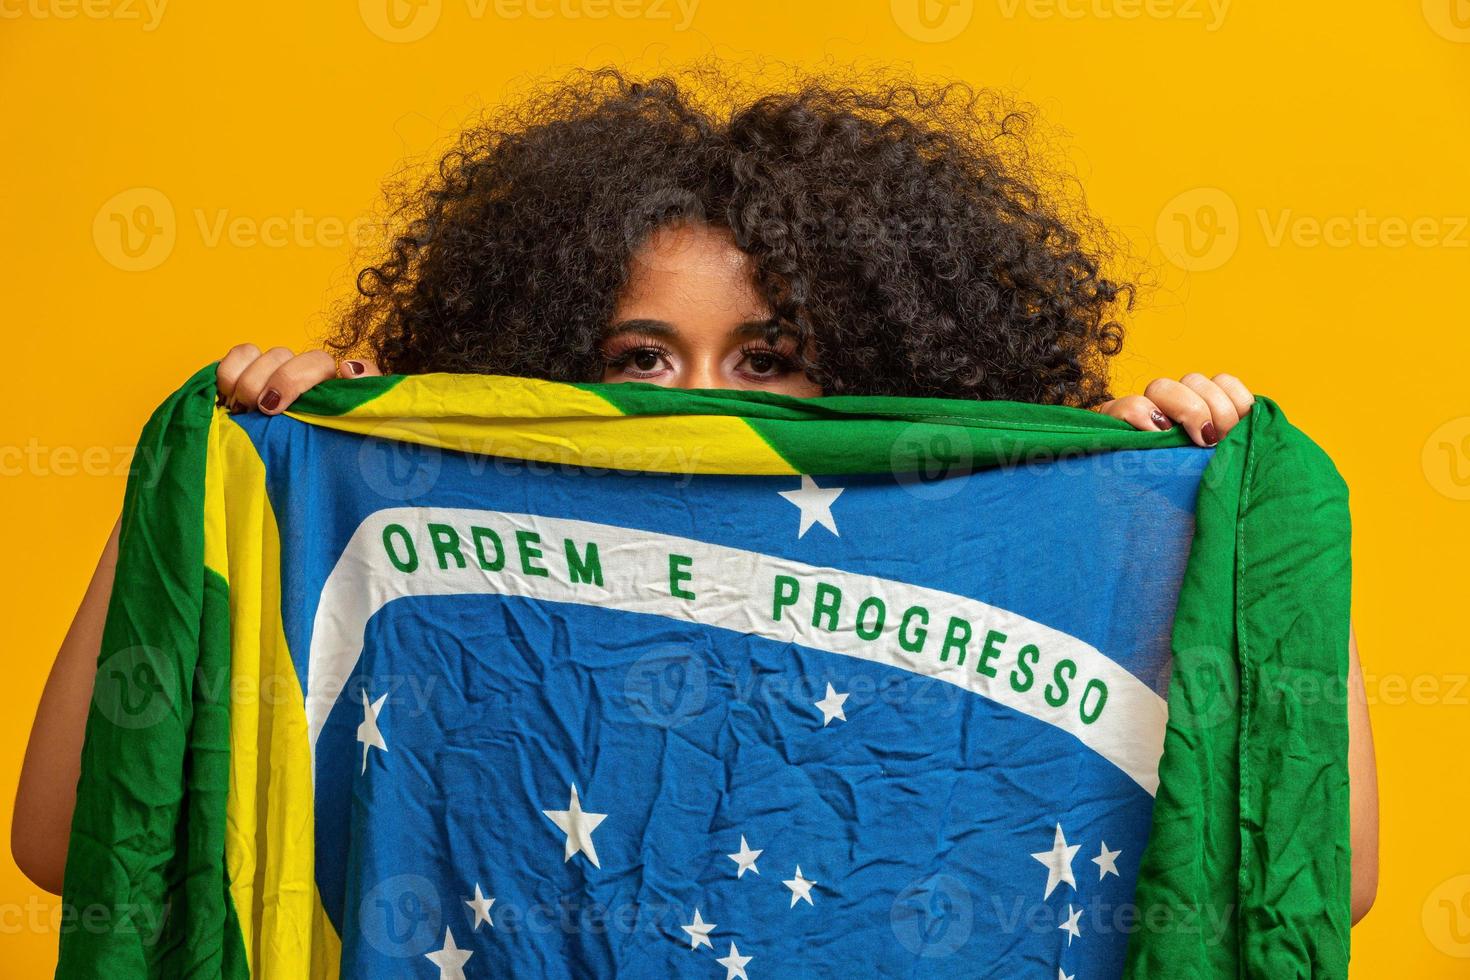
(216, 344, 381, 415)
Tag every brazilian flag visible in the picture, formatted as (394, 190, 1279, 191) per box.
(58, 366, 1352, 978)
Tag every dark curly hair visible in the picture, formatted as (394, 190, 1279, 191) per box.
(330, 67, 1132, 407)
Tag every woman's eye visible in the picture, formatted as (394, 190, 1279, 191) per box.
(631, 349, 662, 372)
(740, 349, 791, 378)
(604, 345, 670, 378)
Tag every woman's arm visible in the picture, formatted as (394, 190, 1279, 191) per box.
(12, 518, 120, 894)
(10, 345, 366, 893)
(1348, 625, 1379, 923)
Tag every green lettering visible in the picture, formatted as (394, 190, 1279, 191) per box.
(939, 616, 972, 665)
(382, 523, 418, 573)
(812, 583, 842, 632)
(565, 539, 603, 586)
(899, 606, 929, 653)
(1045, 659, 1076, 707)
(470, 526, 505, 570)
(772, 575, 799, 621)
(427, 523, 465, 570)
(669, 553, 695, 600)
(516, 530, 548, 577)
(1010, 644, 1040, 692)
(977, 629, 1007, 677)
(1079, 678, 1108, 724)
(854, 596, 886, 641)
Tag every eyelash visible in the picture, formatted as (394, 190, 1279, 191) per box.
(736, 343, 796, 377)
(602, 341, 672, 378)
(600, 340, 798, 381)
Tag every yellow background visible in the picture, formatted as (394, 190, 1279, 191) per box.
(2, 0, 1468, 974)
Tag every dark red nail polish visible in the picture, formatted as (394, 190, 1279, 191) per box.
(1149, 410, 1173, 431)
(345, 360, 366, 376)
(260, 388, 281, 412)
(1201, 421, 1219, 446)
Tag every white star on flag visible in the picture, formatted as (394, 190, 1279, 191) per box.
(680, 907, 716, 950)
(784, 865, 817, 907)
(813, 683, 849, 726)
(465, 883, 495, 930)
(424, 927, 472, 979)
(1059, 903, 1082, 945)
(1030, 823, 1080, 899)
(727, 835, 763, 878)
(1059, 970, 1075, 980)
(779, 475, 844, 538)
(356, 689, 388, 774)
(542, 784, 608, 868)
(717, 941, 753, 980)
(1093, 840, 1121, 880)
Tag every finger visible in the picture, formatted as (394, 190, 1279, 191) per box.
(231, 347, 295, 412)
(1144, 377, 1216, 447)
(257, 351, 339, 415)
(216, 343, 262, 408)
(1180, 372, 1241, 441)
(1097, 395, 1174, 432)
(337, 357, 383, 379)
(1211, 372, 1255, 419)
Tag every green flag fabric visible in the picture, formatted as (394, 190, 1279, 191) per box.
(57, 366, 1351, 978)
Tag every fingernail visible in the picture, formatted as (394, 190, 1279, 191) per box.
(1201, 421, 1219, 446)
(1149, 410, 1173, 431)
(260, 388, 281, 413)
(345, 360, 365, 376)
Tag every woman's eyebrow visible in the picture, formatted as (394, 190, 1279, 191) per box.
(733, 320, 794, 340)
(604, 318, 677, 338)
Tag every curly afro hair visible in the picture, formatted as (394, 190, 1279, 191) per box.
(330, 67, 1132, 407)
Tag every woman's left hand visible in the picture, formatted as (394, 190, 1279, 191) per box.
(1096, 372, 1255, 447)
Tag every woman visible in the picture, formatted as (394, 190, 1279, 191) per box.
(13, 67, 1378, 925)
